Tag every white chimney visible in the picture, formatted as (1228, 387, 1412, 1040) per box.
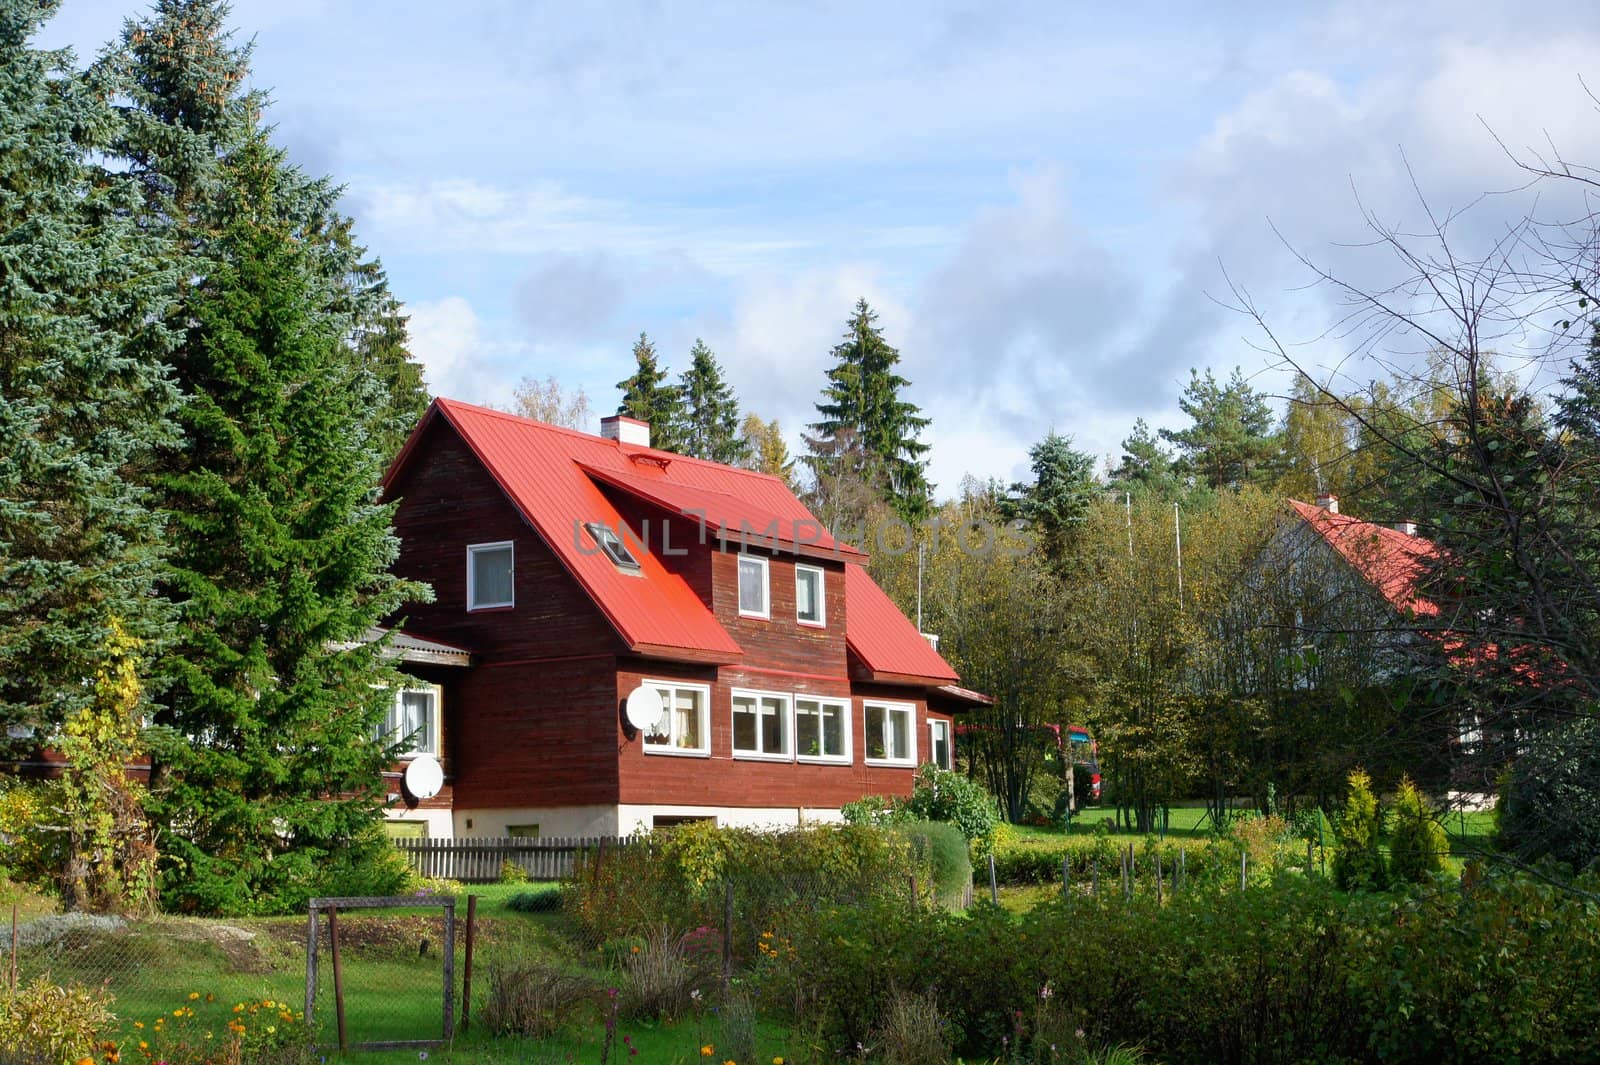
(600, 414, 650, 448)
(1394, 521, 1417, 536)
(1315, 493, 1339, 514)
(922, 632, 940, 652)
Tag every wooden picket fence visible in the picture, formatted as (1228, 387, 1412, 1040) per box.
(393, 835, 616, 883)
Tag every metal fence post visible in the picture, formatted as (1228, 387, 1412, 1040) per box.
(988, 852, 999, 905)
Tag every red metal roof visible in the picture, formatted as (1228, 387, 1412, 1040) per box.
(1289, 499, 1439, 616)
(387, 400, 742, 662)
(385, 400, 955, 685)
(843, 563, 960, 684)
(581, 463, 866, 561)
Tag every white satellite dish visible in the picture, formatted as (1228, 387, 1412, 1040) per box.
(403, 754, 444, 801)
(624, 685, 665, 733)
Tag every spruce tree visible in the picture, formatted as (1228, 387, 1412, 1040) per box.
(805, 299, 932, 521)
(149, 135, 423, 914)
(1160, 367, 1281, 490)
(0, 0, 177, 749)
(679, 339, 748, 464)
(615, 332, 686, 451)
(1004, 431, 1098, 565)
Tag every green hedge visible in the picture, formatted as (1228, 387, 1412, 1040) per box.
(754, 870, 1600, 1064)
(986, 829, 1312, 889)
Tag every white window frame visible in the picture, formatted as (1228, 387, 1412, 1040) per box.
(795, 563, 826, 627)
(863, 700, 918, 767)
(928, 718, 953, 771)
(731, 688, 793, 761)
(641, 679, 712, 758)
(737, 553, 770, 619)
(794, 696, 851, 764)
(379, 684, 441, 759)
(466, 541, 515, 611)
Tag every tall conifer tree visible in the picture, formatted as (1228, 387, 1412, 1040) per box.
(615, 332, 686, 451)
(805, 299, 932, 520)
(0, 0, 177, 749)
(679, 339, 747, 464)
(150, 135, 423, 913)
(105, 0, 426, 911)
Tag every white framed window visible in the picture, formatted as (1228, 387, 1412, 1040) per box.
(864, 700, 917, 766)
(378, 685, 441, 758)
(732, 688, 792, 760)
(467, 541, 514, 610)
(737, 554, 770, 619)
(795, 696, 849, 763)
(584, 521, 641, 572)
(929, 718, 952, 770)
(795, 564, 825, 626)
(641, 680, 711, 757)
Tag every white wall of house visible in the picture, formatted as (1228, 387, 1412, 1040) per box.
(380, 806, 454, 838)
(446, 803, 846, 838)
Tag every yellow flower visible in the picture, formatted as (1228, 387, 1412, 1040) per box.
(138, 1043, 148, 1052)
(173, 1009, 184, 1017)
(232, 1004, 244, 1013)
(266, 1026, 276, 1035)
(188, 992, 200, 1000)
(701, 1046, 714, 1057)
(133, 1022, 143, 1030)
(76, 1057, 94, 1065)
(774, 1059, 785, 1064)
(724, 1060, 736, 1065)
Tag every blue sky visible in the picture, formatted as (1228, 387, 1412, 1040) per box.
(41, 1, 1600, 493)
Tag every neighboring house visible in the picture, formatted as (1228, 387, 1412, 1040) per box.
(376, 399, 986, 839)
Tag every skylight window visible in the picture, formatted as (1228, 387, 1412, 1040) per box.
(585, 522, 641, 571)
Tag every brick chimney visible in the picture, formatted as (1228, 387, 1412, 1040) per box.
(1315, 493, 1339, 514)
(600, 414, 650, 448)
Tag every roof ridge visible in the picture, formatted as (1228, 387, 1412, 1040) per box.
(436, 397, 793, 489)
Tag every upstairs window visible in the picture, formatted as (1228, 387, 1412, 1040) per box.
(642, 681, 710, 757)
(929, 718, 953, 770)
(795, 564, 825, 626)
(732, 689, 791, 759)
(467, 541, 514, 610)
(737, 554, 769, 619)
(378, 686, 440, 757)
(585, 522, 641, 572)
(795, 696, 849, 762)
(864, 701, 916, 766)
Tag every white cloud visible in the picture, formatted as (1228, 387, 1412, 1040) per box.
(405, 297, 517, 405)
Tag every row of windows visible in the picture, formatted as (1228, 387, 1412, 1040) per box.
(640, 680, 952, 770)
(467, 539, 828, 629)
(737, 554, 826, 627)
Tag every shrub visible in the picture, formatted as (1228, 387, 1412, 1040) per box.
(480, 958, 595, 1037)
(618, 925, 713, 1021)
(1498, 714, 1600, 871)
(903, 764, 1000, 847)
(1388, 776, 1448, 884)
(0, 781, 66, 892)
(894, 820, 971, 909)
(0, 976, 115, 1065)
(1228, 813, 1292, 880)
(873, 988, 953, 1065)
(498, 858, 530, 884)
(1332, 768, 1387, 891)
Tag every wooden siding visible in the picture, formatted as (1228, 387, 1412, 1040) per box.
(385, 420, 625, 663)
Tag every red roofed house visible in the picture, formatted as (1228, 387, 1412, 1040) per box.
(374, 399, 984, 838)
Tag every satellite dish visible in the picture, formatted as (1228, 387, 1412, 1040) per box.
(624, 685, 665, 733)
(403, 754, 444, 801)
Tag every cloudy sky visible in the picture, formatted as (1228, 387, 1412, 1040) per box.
(41, 1, 1600, 491)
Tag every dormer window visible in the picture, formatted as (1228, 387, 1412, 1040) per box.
(467, 541, 514, 610)
(795, 564, 825, 626)
(737, 554, 769, 619)
(585, 522, 641, 572)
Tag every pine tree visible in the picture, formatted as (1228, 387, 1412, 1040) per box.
(148, 135, 423, 914)
(1003, 431, 1098, 565)
(1161, 367, 1281, 490)
(1106, 418, 1179, 498)
(679, 339, 748, 464)
(0, 0, 178, 749)
(615, 332, 686, 451)
(105, 1, 427, 912)
(805, 299, 932, 520)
